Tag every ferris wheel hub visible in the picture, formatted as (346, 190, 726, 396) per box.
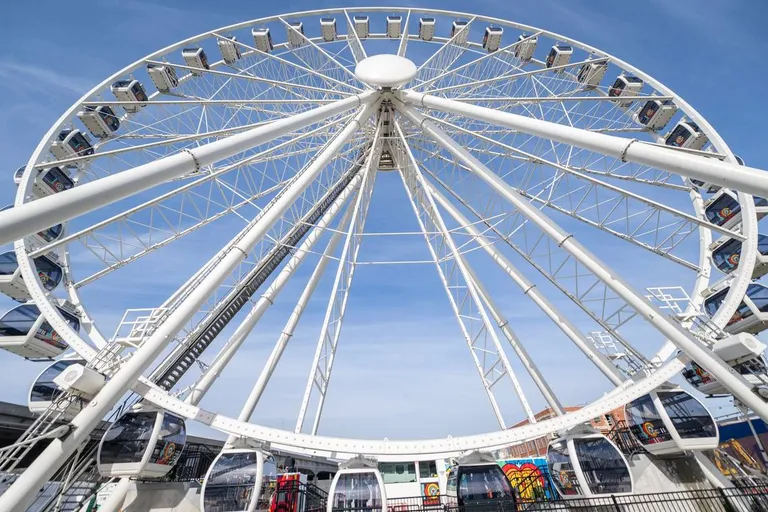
(354, 54, 417, 88)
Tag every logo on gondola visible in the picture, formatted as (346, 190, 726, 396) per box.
(559, 470, 572, 489)
(159, 442, 176, 464)
(720, 207, 732, 219)
(728, 253, 740, 267)
(641, 421, 659, 438)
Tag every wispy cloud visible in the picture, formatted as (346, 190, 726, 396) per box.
(0, 60, 96, 97)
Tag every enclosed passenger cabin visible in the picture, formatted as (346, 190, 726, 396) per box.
(386, 16, 402, 38)
(320, 18, 337, 42)
(711, 234, 768, 278)
(546, 45, 573, 70)
(608, 75, 643, 106)
(28, 357, 87, 416)
(182, 47, 210, 75)
(201, 448, 277, 512)
(451, 21, 469, 45)
(704, 189, 768, 230)
(252, 28, 274, 53)
(147, 63, 179, 93)
(328, 456, 386, 512)
(218, 36, 242, 64)
(546, 429, 633, 498)
(111, 79, 148, 113)
(51, 129, 94, 161)
(636, 99, 677, 130)
(98, 407, 186, 478)
(482, 26, 503, 52)
(446, 452, 516, 511)
(576, 61, 608, 88)
(419, 17, 436, 41)
(77, 105, 120, 138)
(14, 165, 74, 199)
(353, 16, 369, 38)
(705, 283, 768, 335)
(0, 303, 78, 359)
(514, 34, 537, 62)
(287, 22, 305, 48)
(665, 121, 708, 150)
(625, 389, 719, 456)
(0, 251, 63, 301)
(682, 334, 768, 396)
(0, 205, 62, 248)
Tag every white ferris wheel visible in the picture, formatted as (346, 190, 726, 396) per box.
(2, 6, 768, 511)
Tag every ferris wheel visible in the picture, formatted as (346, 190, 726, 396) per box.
(2, 6, 768, 510)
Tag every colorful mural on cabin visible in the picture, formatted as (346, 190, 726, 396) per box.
(498, 457, 556, 501)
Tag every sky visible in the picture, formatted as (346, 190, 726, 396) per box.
(0, 0, 767, 445)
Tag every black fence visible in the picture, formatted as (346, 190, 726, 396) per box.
(606, 420, 647, 457)
(138, 442, 218, 483)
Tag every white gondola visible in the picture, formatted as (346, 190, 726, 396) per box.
(682, 334, 768, 396)
(328, 456, 386, 512)
(182, 47, 210, 75)
(545, 44, 573, 70)
(704, 189, 768, 230)
(451, 21, 469, 45)
(635, 99, 677, 130)
(98, 406, 186, 478)
(252, 28, 274, 53)
(711, 234, 768, 277)
(546, 427, 633, 498)
(625, 388, 719, 455)
(482, 26, 503, 52)
(13, 166, 74, 199)
(665, 120, 708, 150)
(111, 79, 148, 113)
(218, 36, 242, 64)
(446, 452, 516, 509)
(514, 34, 537, 62)
(0, 251, 63, 302)
(77, 105, 120, 138)
(608, 75, 643, 106)
(0, 303, 78, 359)
(287, 22, 305, 48)
(201, 448, 277, 512)
(28, 357, 88, 416)
(320, 18, 337, 42)
(576, 61, 607, 88)
(50, 129, 93, 161)
(419, 17, 435, 41)
(147, 63, 179, 93)
(705, 283, 768, 335)
(386, 15, 402, 38)
(0, 205, 63, 247)
(353, 16, 369, 39)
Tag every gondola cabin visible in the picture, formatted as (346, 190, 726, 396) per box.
(625, 389, 719, 455)
(147, 63, 179, 93)
(419, 18, 436, 41)
(354, 16, 370, 39)
(546, 428, 633, 498)
(286, 22, 304, 49)
(320, 18, 337, 42)
(182, 47, 210, 75)
(451, 21, 469, 45)
(704, 283, 768, 335)
(201, 448, 277, 512)
(608, 75, 643, 106)
(13, 165, 24, 185)
(682, 333, 768, 396)
(482, 26, 503, 52)
(0, 205, 63, 247)
(546, 45, 573, 70)
(0, 303, 78, 359)
(704, 189, 768, 230)
(28, 357, 91, 417)
(98, 407, 186, 478)
(387, 16, 402, 38)
(576, 61, 608, 88)
(253, 28, 274, 53)
(77, 105, 120, 138)
(636, 99, 677, 130)
(111, 79, 148, 113)
(218, 36, 242, 64)
(446, 452, 516, 511)
(514, 34, 537, 62)
(665, 121, 708, 150)
(50, 129, 94, 161)
(0, 251, 63, 302)
(328, 456, 386, 512)
(711, 234, 768, 278)
(30, 166, 74, 198)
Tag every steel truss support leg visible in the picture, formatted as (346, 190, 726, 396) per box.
(0, 101, 379, 512)
(395, 121, 535, 427)
(395, 99, 768, 424)
(295, 125, 384, 435)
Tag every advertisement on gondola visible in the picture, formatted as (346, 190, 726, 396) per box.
(498, 457, 556, 501)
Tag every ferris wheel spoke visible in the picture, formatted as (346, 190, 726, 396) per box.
(342, 9, 368, 64)
(394, 121, 536, 427)
(411, 17, 475, 86)
(397, 9, 412, 57)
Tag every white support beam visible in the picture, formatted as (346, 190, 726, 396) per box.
(395, 98, 768, 424)
(0, 92, 375, 247)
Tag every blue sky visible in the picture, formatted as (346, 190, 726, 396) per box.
(0, 0, 766, 442)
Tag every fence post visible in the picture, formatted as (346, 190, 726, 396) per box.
(610, 494, 621, 512)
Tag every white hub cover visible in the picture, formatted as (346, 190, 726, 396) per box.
(354, 54, 418, 88)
